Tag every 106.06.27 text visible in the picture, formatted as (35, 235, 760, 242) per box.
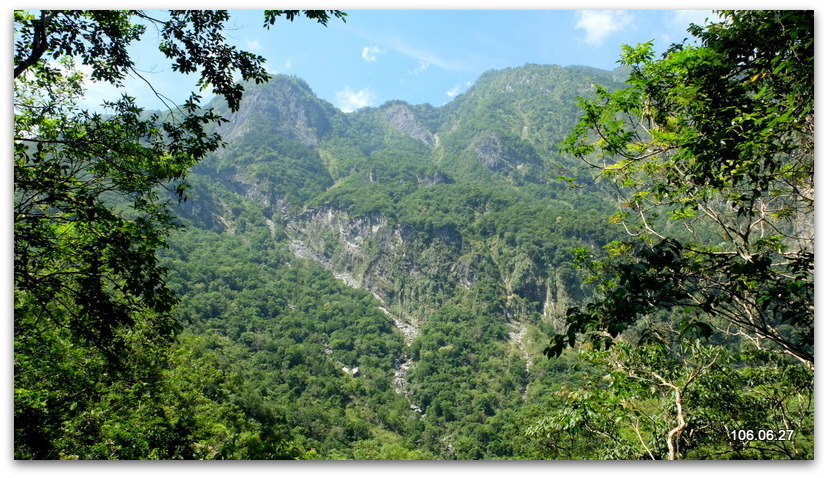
(729, 429, 794, 441)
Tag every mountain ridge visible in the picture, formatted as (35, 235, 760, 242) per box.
(164, 62, 628, 458)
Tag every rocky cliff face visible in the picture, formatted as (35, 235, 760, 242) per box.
(470, 132, 539, 173)
(284, 205, 568, 325)
(284, 207, 468, 321)
(287, 208, 402, 300)
(381, 103, 437, 147)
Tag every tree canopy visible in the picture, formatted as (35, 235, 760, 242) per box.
(13, 9, 345, 459)
(531, 12, 814, 459)
(548, 10, 814, 369)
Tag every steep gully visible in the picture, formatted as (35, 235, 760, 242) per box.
(283, 206, 540, 408)
(285, 211, 426, 414)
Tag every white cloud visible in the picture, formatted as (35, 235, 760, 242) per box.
(354, 29, 472, 72)
(361, 45, 384, 62)
(411, 60, 430, 75)
(265, 58, 293, 76)
(245, 39, 262, 51)
(335, 87, 377, 112)
(264, 63, 279, 75)
(446, 81, 472, 98)
(575, 10, 634, 46)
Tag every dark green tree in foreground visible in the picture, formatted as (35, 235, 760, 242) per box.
(548, 10, 813, 368)
(14, 9, 345, 459)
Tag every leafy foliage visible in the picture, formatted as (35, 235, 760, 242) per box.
(14, 9, 344, 459)
(533, 10, 813, 461)
(549, 10, 814, 368)
(529, 337, 813, 459)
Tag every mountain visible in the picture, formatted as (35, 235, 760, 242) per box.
(161, 64, 629, 458)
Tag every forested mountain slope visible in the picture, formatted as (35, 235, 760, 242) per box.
(161, 65, 631, 458)
(157, 55, 813, 458)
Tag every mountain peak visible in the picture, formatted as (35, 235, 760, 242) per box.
(216, 74, 339, 146)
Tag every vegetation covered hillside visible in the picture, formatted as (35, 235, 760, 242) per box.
(162, 65, 629, 459)
(15, 10, 813, 460)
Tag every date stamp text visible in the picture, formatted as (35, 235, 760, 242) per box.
(729, 429, 794, 441)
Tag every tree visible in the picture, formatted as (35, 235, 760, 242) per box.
(13, 9, 345, 458)
(547, 11, 814, 369)
(529, 335, 813, 459)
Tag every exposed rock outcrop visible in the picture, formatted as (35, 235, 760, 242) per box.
(382, 103, 437, 147)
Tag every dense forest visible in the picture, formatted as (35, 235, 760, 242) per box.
(14, 10, 813, 460)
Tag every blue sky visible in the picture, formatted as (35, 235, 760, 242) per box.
(80, 9, 716, 113)
(239, 10, 714, 110)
